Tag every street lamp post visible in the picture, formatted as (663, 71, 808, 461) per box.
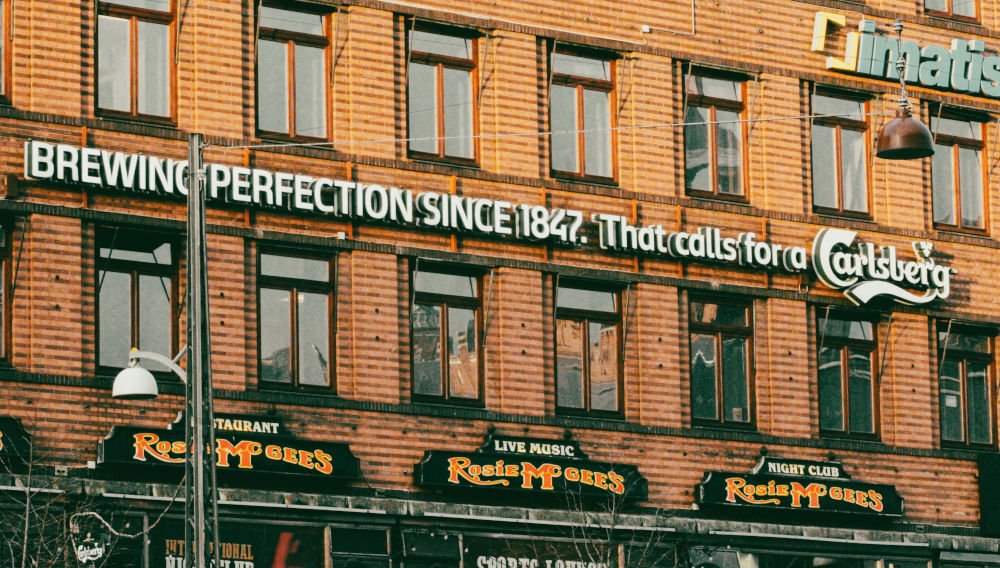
(112, 133, 219, 568)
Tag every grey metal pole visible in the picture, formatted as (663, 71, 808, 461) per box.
(185, 132, 219, 568)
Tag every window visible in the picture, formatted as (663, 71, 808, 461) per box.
(257, 6, 329, 139)
(925, 0, 976, 20)
(555, 283, 621, 416)
(932, 114, 986, 231)
(407, 27, 477, 163)
(0, 0, 10, 101)
(550, 51, 615, 180)
(685, 73, 746, 198)
(411, 268, 482, 404)
(811, 92, 870, 215)
(0, 223, 9, 360)
(689, 299, 753, 426)
(97, 0, 173, 120)
(817, 312, 877, 436)
(258, 252, 334, 391)
(97, 228, 176, 373)
(938, 325, 994, 447)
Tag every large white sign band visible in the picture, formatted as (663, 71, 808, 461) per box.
(22, 140, 956, 306)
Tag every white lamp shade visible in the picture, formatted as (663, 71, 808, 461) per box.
(112, 365, 159, 400)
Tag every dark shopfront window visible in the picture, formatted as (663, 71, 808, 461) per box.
(688, 549, 922, 568)
(97, 228, 176, 373)
(556, 283, 621, 416)
(258, 252, 334, 391)
(97, 0, 173, 120)
(817, 311, 877, 437)
(938, 325, 995, 447)
(411, 267, 482, 404)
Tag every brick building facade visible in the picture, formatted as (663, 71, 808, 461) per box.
(0, 0, 999, 566)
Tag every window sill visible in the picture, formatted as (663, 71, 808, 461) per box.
(411, 395, 484, 408)
(551, 171, 618, 188)
(813, 208, 874, 222)
(409, 152, 480, 171)
(686, 189, 749, 204)
(258, 382, 336, 395)
(941, 440, 997, 452)
(691, 420, 756, 432)
(95, 113, 178, 133)
(933, 224, 991, 239)
(819, 430, 880, 442)
(256, 131, 330, 146)
(555, 408, 625, 421)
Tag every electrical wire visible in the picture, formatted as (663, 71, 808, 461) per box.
(215, 110, 892, 151)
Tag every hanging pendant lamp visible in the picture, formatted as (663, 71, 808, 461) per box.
(874, 21, 934, 160)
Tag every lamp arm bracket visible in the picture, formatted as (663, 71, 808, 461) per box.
(128, 350, 188, 384)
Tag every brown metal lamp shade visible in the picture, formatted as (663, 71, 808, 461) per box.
(875, 108, 935, 160)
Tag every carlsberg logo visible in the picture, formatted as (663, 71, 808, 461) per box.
(811, 229, 954, 306)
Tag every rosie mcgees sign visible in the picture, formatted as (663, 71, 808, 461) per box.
(23, 141, 956, 306)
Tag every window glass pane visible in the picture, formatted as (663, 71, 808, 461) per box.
(260, 7, 324, 35)
(139, 275, 171, 372)
(967, 362, 991, 444)
(260, 288, 292, 383)
(447, 307, 479, 399)
(818, 346, 844, 431)
(722, 336, 749, 422)
(811, 124, 837, 209)
(583, 89, 611, 177)
(590, 321, 618, 411)
(443, 67, 474, 159)
(261, 254, 328, 282)
(556, 318, 585, 409)
(0, 263, 5, 358)
(103, 0, 170, 10)
(552, 53, 609, 80)
(691, 334, 718, 420)
(954, 0, 976, 17)
(258, 40, 289, 133)
(414, 271, 476, 297)
(297, 291, 329, 386)
(820, 317, 873, 341)
(98, 16, 130, 112)
(685, 105, 711, 191)
(0, 1, 4, 95)
(557, 286, 615, 312)
(137, 22, 170, 117)
(940, 330, 991, 353)
(940, 359, 964, 441)
(99, 271, 131, 368)
(813, 95, 865, 120)
(686, 75, 740, 101)
(932, 117, 980, 140)
(716, 109, 742, 195)
(690, 302, 747, 326)
(408, 62, 437, 154)
(550, 84, 578, 173)
(411, 30, 471, 59)
(932, 144, 956, 224)
(100, 235, 172, 264)
(847, 348, 874, 433)
(295, 45, 326, 138)
(841, 128, 868, 212)
(925, 0, 947, 9)
(412, 304, 443, 396)
(959, 147, 984, 228)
